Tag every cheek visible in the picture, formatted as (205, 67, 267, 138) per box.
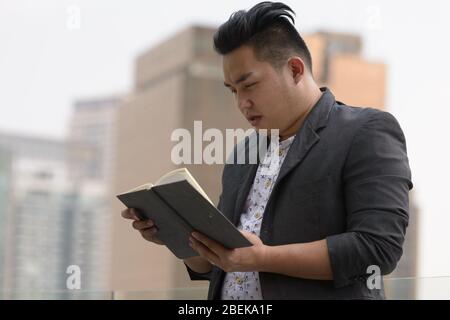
(262, 96, 291, 127)
(260, 90, 285, 114)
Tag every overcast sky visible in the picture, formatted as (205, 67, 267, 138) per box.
(1, 0, 449, 282)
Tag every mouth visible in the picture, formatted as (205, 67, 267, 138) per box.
(246, 115, 263, 126)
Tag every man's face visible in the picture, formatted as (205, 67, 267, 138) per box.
(223, 45, 297, 133)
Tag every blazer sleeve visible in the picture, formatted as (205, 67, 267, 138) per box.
(326, 111, 413, 288)
(184, 263, 213, 281)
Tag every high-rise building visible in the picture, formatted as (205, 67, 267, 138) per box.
(112, 26, 246, 296)
(111, 26, 408, 299)
(66, 96, 122, 294)
(68, 97, 121, 184)
(0, 96, 121, 298)
(0, 146, 12, 297)
(0, 133, 72, 298)
(304, 31, 386, 109)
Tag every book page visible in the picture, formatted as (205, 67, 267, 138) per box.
(118, 182, 154, 195)
(155, 168, 214, 205)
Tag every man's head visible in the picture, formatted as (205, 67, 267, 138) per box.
(214, 2, 321, 138)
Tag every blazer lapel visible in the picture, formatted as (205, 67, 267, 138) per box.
(274, 122, 320, 187)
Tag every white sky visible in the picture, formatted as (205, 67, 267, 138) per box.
(1, 0, 449, 279)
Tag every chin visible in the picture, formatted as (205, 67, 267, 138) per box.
(254, 125, 277, 136)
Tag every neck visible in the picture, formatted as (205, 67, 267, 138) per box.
(279, 84, 322, 141)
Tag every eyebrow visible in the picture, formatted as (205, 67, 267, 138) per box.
(224, 72, 253, 88)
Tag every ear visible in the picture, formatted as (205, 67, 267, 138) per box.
(287, 57, 305, 84)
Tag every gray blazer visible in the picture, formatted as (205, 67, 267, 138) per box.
(185, 87, 413, 300)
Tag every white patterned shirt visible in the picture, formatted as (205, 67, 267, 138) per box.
(220, 134, 296, 300)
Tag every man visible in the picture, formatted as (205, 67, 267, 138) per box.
(122, 1, 413, 299)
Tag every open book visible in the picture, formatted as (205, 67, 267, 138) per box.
(116, 168, 252, 259)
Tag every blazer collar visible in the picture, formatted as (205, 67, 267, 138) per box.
(304, 87, 335, 132)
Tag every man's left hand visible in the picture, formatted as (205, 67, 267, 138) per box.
(189, 230, 268, 273)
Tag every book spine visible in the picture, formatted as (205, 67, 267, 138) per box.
(151, 188, 194, 234)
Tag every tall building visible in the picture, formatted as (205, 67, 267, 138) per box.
(0, 146, 11, 296)
(0, 94, 121, 298)
(111, 26, 407, 299)
(112, 26, 248, 296)
(66, 96, 122, 294)
(0, 132, 72, 298)
(68, 97, 121, 184)
(304, 31, 386, 109)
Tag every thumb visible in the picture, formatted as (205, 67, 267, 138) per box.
(240, 230, 262, 244)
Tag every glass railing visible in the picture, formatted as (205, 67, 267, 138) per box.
(384, 275, 450, 300)
(1, 276, 449, 300)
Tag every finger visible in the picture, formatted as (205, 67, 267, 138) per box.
(191, 232, 227, 257)
(240, 230, 254, 237)
(240, 230, 259, 244)
(190, 237, 220, 266)
(141, 228, 164, 245)
(121, 208, 139, 220)
(132, 219, 154, 230)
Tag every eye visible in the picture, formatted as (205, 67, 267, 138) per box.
(244, 82, 257, 89)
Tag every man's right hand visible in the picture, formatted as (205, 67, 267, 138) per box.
(121, 208, 164, 245)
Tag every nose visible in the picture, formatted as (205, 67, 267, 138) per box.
(237, 94, 252, 110)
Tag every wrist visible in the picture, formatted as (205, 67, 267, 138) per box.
(258, 244, 273, 272)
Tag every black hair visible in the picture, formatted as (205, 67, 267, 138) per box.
(213, 1, 312, 72)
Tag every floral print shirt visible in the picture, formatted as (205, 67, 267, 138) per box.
(220, 134, 296, 300)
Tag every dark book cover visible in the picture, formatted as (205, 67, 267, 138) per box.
(117, 180, 252, 259)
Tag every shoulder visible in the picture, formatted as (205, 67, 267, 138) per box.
(330, 101, 405, 141)
(332, 101, 386, 126)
